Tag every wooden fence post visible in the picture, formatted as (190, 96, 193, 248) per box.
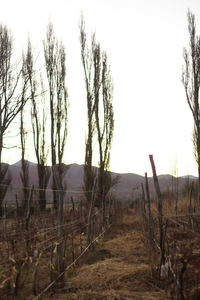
(145, 173, 153, 246)
(71, 196, 75, 221)
(102, 186, 106, 229)
(3, 201, 7, 240)
(25, 185, 34, 252)
(86, 178, 97, 246)
(149, 154, 165, 266)
(15, 194, 19, 219)
(108, 192, 113, 225)
(188, 181, 194, 229)
(52, 166, 66, 286)
(140, 183, 146, 216)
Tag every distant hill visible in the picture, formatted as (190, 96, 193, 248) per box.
(3, 160, 197, 204)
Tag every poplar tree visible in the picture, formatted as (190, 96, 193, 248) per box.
(43, 22, 68, 211)
(182, 11, 200, 202)
(0, 24, 26, 216)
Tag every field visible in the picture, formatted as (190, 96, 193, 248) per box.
(41, 204, 200, 300)
(1, 187, 200, 299)
(44, 211, 168, 300)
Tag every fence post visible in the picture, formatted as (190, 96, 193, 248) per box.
(15, 194, 19, 219)
(86, 178, 97, 246)
(52, 166, 66, 287)
(145, 172, 153, 246)
(3, 201, 7, 239)
(188, 180, 195, 229)
(149, 154, 165, 266)
(70, 196, 75, 221)
(25, 185, 34, 252)
(108, 192, 113, 225)
(140, 183, 146, 216)
(102, 186, 106, 229)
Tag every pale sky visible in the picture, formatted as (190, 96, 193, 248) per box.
(1, 0, 200, 176)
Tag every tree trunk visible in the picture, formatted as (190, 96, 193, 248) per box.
(0, 136, 3, 217)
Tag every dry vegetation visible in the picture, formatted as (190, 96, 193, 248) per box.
(55, 198, 200, 300)
(1, 181, 200, 299)
(0, 198, 122, 299)
(40, 211, 168, 300)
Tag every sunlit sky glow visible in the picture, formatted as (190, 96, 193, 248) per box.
(1, 0, 200, 176)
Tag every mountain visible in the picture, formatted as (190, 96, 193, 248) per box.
(3, 160, 198, 204)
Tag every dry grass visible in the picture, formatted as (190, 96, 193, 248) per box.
(4, 199, 200, 299)
(42, 209, 169, 300)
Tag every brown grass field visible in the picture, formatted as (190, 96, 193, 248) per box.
(39, 209, 170, 300)
(1, 197, 200, 299)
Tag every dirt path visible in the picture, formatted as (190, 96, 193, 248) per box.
(46, 214, 169, 300)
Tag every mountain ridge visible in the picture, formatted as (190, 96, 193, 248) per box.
(4, 160, 197, 202)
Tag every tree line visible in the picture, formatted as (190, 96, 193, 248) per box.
(0, 16, 115, 219)
(2, 8, 200, 220)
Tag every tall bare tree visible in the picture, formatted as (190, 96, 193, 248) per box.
(0, 24, 26, 216)
(93, 45, 114, 225)
(23, 40, 51, 210)
(20, 64, 29, 210)
(44, 24, 68, 280)
(182, 10, 200, 202)
(79, 17, 96, 206)
(80, 19, 114, 219)
(43, 22, 68, 210)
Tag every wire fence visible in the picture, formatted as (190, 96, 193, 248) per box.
(137, 174, 200, 300)
(0, 183, 122, 299)
(32, 224, 111, 300)
(1, 169, 200, 299)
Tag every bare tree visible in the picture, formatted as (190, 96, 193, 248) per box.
(43, 23, 68, 281)
(93, 42, 114, 225)
(0, 24, 26, 216)
(23, 40, 50, 210)
(43, 22, 68, 210)
(79, 20, 114, 222)
(19, 68, 29, 210)
(182, 10, 200, 202)
(79, 17, 96, 206)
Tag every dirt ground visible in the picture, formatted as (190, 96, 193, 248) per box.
(42, 211, 170, 300)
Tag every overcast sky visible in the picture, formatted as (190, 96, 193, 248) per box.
(1, 0, 200, 176)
